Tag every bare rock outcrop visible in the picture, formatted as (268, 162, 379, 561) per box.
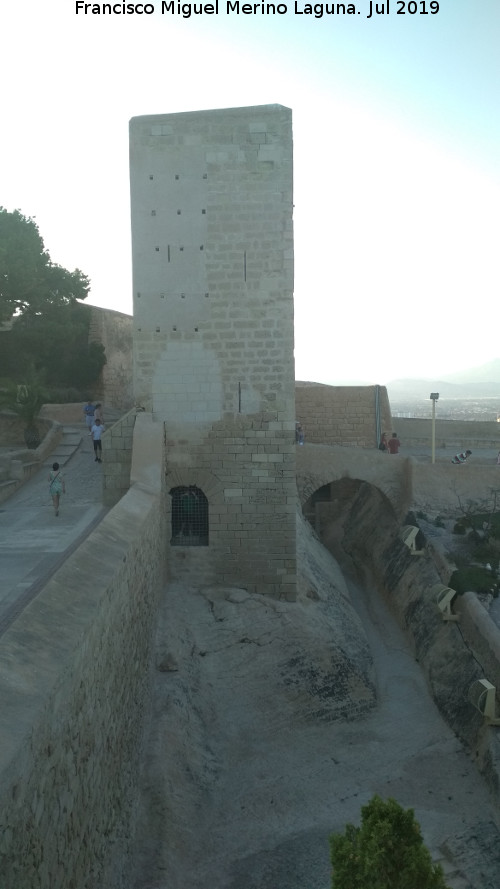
(131, 513, 376, 888)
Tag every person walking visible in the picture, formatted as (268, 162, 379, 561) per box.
(89, 417, 105, 463)
(387, 432, 401, 454)
(451, 449, 472, 464)
(379, 432, 388, 451)
(83, 400, 95, 430)
(48, 462, 65, 516)
(94, 402, 103, 423)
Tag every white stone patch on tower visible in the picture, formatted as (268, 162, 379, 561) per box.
(152, 340, 223, 434)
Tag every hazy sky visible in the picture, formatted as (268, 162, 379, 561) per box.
(1, 0, 498, 384)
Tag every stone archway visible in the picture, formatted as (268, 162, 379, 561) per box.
(303, 477, 397, 567)
(296, 443, 412, 522)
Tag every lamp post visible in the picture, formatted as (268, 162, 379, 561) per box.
(430, 393, 439, 464)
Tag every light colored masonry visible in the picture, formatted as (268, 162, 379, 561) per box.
(129, 105, 297, 599)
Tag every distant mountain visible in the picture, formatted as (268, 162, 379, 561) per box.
(440, 358, 500, 384)
(387, 378, 500, 400)
(386, 359, 500, 400)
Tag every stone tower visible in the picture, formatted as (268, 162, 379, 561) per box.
(129, 105, 296, 600)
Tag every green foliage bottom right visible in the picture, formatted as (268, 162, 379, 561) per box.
(330, 795, 450, 889)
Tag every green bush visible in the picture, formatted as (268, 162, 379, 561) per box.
(330, 795, 450, 889)
(449, 567, 495, 595)
(473, 541, 500, 566)
(453, 523, 466, 535)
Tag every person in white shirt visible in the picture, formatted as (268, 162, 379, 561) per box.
(89, 418, 105, 463)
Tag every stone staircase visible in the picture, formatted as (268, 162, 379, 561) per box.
(42, 426, 83, 468)
(41, 410, 124, 469)
(0, 408, 128, 503)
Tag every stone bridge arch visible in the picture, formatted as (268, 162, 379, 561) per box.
(301, 476, 397, 560)
(296, 444, 413, 521)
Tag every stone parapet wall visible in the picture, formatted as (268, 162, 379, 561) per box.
(0, 418, 165, 889)
(396, 417, 500, 449)
(102, 407, 138, 507)
(39, 402, 85, 424)
(456, 592, 500, 697)
(295, 382, 392, 448)
(411, 460, 500, 516)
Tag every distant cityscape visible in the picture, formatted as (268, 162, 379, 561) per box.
(390, 396, 500, 423)
(385, 359, 500, 422)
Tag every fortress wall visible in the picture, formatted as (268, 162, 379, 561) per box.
(335, 483, 500, 797)
(395, 416, 500, 449)
(411, 460, 500, 516)
(295, 382, 392, 448)
(88, 306, 133, 411)
(456, 592, 500, 696)
(0, 416, 165, 889)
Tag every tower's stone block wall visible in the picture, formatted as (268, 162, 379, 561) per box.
(130, 105, 296, 599)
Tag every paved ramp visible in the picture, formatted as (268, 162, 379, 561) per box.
(0, 425, 108, 634)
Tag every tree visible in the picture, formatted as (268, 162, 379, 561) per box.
(0, 207, 89, 322)
(330, 795, 450, 889)
(0, 208, 104, 395)
(0, 301, 106, 391)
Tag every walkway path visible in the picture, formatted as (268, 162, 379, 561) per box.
(0, 424, 107, 636)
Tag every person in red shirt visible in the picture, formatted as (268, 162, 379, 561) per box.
(387, 432, 401, 454)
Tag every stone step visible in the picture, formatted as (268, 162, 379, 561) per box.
(43, 454, 73, 467)
(0, 479, 18, 491)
